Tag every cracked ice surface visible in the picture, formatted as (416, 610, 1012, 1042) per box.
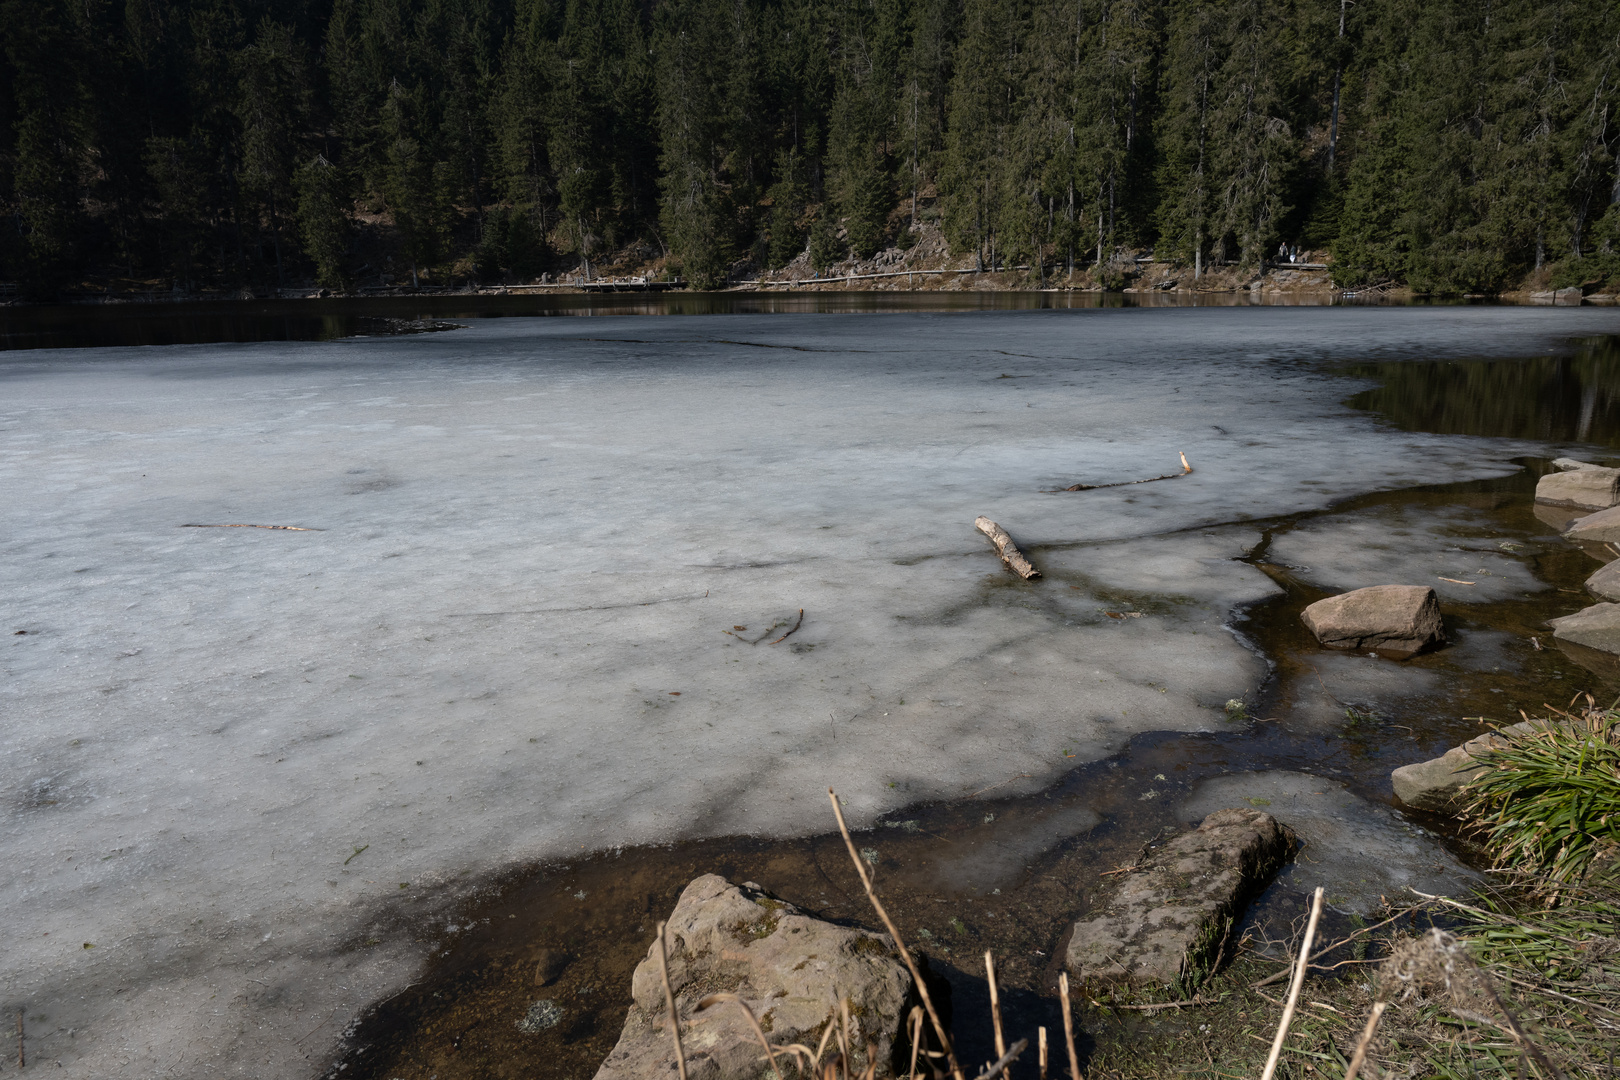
(3, 306, 1618, 1076)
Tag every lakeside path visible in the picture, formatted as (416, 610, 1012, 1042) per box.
(4, 305, 1619, 1077)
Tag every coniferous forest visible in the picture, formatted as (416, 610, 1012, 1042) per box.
(2, 0, 1619, 296)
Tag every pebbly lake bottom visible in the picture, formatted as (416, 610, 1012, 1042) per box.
(328, 451, 1620, 1080)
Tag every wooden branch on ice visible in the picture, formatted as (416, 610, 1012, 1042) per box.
(181, 523, 321, 531)
(1055, 452, 1192, 492)
(975, 517, 1041, 579)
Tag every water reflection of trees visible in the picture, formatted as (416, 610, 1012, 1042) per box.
(1346, 336, 1620, 448)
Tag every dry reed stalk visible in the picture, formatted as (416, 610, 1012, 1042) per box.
(655, 920, 689, 1080)
(1259, 886, 1325, 1080)
(907, 1007, 925, 1080)
(1038, 1027, 1048, 1080)
(1057, 973, 1082, 1080)
(985, 951, 1009, 1077)
(828, 789, 965, 1080)
(1341, 1001, 1387, 1080)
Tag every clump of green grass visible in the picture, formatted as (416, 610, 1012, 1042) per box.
(1462, 707, 1620, 896)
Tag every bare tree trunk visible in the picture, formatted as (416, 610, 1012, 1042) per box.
(1327, 0, 1347, 173)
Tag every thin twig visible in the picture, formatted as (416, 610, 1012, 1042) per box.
(1342, 1001, 1387, 1080)
(1058, 973, 1083, 1080)
(180, 523, 319, 530)
(1250, 904, 1424, 989)
(1098, 865, 1142, 877)
(1038, 1026, 1048, 1080)
(656, 921, 688, 1080)
(1259, 886, 1325, 1080)
(1054, 452, 1194, 492)
(828, 789, 965, 1080)
(1107, 995, 1216, 1012)
(986, 951, 1009, 1078)
(975, 1038, 1029, 1080)
(770, 609, 805, 645)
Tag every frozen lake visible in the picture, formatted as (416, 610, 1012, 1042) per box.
(4, 305, 1618, 1077)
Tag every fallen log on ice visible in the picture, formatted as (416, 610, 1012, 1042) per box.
(974, 517, 1041, 579)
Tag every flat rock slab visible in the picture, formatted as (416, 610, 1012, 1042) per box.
(1065, 808, 1292, 997)
(1587, 560, 1620, 602)
(1182, 772, 1481, 915)
(1549, 603, 1620, 656)
(1391, 721, 1538, 812)
(594, 875, 923, 1080)
(1392, 720, 1576, 812)
(1300, 585, 1445, 658)
(1565, 505, 1620, 543)
(1536, 467, 1620, 509)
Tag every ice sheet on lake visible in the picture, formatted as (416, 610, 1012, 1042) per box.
(3, 306, 1617, 1077)
(1267, 503, 1544, 603)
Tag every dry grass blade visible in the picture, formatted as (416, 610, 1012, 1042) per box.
(1057, 973, 1083, 1080)
(828, 788, 965, 1080)
(907, 1006, 925, 1080)
(1259, 886, 1325, 1080)
(1341, 1001, 1387, 1080)
(1038, 1027, 1048, 1080)
(695, 992, 783, 1078)
(655, 921, 689, 1080)
(985, 951, 1009, 1076)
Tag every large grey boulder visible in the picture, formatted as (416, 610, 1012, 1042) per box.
(1300, 585, 1445, 658)
(1552, 457, 1603, 472)
(1065, 808, 1292, 997)
(1549, 603, 1620, 655)
(1565, 505, 1620, 543)
(1536, 467, 1620, 510)
(594, 875, 927, 1080)
(1587, 560, 1620, 602)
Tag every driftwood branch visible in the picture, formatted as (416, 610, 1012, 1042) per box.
(1054, 452, 1192, 492)
(181, 523, 320, 531)
(769, 609, 804, 644)
(974, 517, 1040, 579)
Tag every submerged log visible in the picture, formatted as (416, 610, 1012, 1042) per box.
(975, 516, 1041, 579)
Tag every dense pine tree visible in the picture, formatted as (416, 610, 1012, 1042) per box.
(1, 0, 1617, 294)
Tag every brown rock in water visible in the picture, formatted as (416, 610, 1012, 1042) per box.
(1536, 467, 1620, 510)
(533, 948, 570, 986)
(594, 875, 931, 1080)
(1064, 808, 1293, 997)
(1300, 585, 1445, 658)
(1565, 504, 1620, 543)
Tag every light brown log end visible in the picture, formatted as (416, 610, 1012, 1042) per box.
(974, 517, 1041, 579)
